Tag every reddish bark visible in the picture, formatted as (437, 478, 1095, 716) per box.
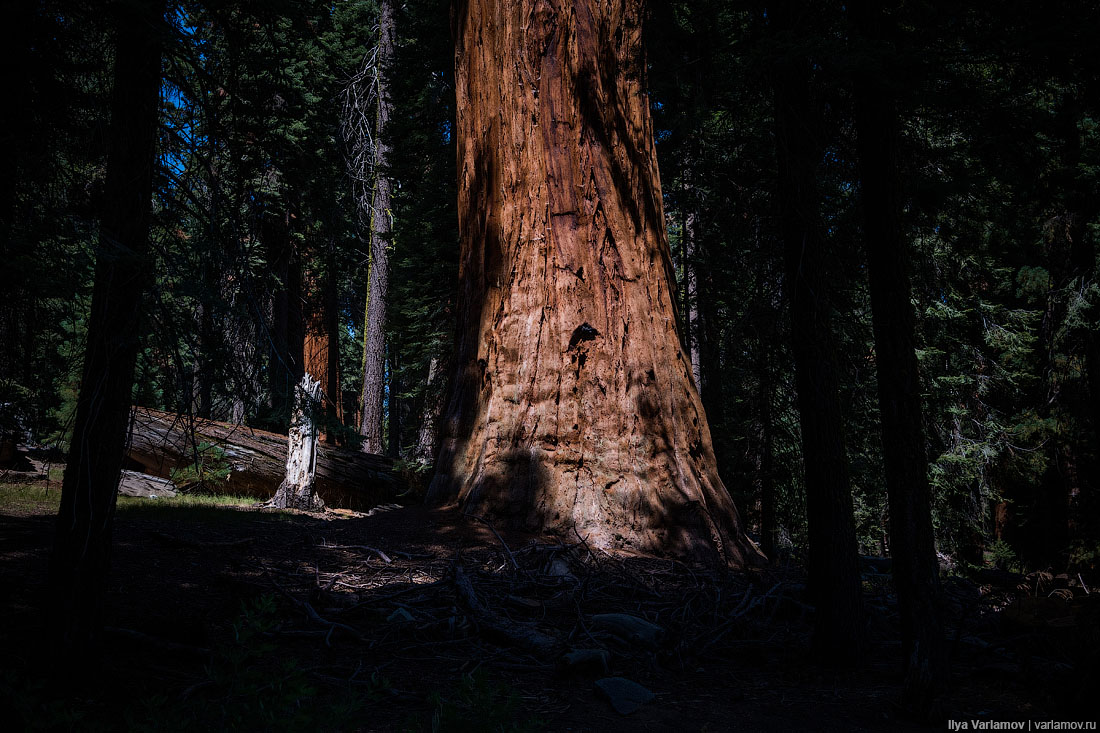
(303, 267, 342, 441)
(430, 0, 761, 565)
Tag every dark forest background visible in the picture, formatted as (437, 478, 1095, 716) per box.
(2, 0, 1098, 576)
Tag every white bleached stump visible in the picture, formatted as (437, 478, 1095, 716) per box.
(269, 374, 325, 511)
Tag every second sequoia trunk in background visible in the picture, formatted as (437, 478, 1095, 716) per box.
(429, 0, 761, 565)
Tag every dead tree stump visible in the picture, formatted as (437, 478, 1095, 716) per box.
(269, 374, 325, 511)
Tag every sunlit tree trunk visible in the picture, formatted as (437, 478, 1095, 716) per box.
(429, 0, 761, 565)
(304, 262, 341, 443)
(48, 0, 163, 667)
(269, 374, 325, 511)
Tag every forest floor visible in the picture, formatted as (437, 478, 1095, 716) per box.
(1, 463, 1096, 731)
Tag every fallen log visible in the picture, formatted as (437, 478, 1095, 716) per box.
(118, 469, 178, 499)
(125, 407, 400, 510)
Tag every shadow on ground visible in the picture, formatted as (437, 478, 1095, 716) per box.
(1, 496, 1094, 732)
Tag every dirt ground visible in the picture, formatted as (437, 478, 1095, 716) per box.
(1, 476, 1096, 731)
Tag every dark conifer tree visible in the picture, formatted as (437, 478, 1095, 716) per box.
(770, 0, 865, 662)
(851, 0, 946, 709)
(48, 0, 164, 667)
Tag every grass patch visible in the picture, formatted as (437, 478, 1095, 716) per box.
(117, 492, 260, 510)
(116, 492, 275, 522)
(0, 480, 274, 522)
(0, 482, 62, 514)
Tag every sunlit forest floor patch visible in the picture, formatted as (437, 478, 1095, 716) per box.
(0, 470, 1094, 731)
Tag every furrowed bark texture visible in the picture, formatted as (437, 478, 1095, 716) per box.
(430, 0, 761, 565)
(48, 0, 163, 664)
(852, 0, 946, 707)
(359, 0, 396, 453)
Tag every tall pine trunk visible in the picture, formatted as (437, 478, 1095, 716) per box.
(771, 0, 865, 662)
(47, 0, 163, 667)
(430, 0, 761, 565)
(415, 355, 446, 463)
(852, 0, 946, 709)
(359, 0, 396, 453)
(697, 246, 728, 472)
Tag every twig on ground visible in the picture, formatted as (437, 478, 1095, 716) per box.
(320, 541, 429, 561)
(327, 542, 392, 563)
(466, 515, 519, 570)
(337, 579, 446, 613)
(454, 566, 558, 655)
(263, 566, 364, 643)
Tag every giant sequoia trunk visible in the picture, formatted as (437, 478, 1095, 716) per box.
(429, 0, 761, 565)
(47, 0, 163, 665)
(852, 0, 945, 707)
(771, 0, 865, 662)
